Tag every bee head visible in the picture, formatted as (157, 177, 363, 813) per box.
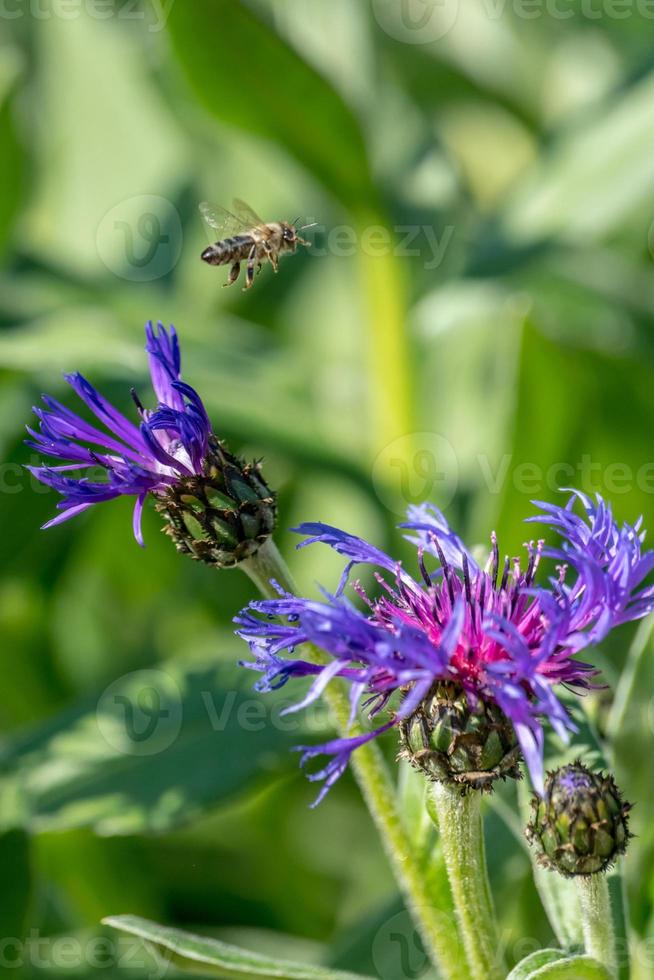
(283, 219, 315, 251)
(281, 223, 299, 251)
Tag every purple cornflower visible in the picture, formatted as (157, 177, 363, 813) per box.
(27, 322, 212, 546)
(236, 492, 654, 802)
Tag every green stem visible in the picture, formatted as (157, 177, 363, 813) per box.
(427, 782, 505, 980)
(576, 874, 617, 978)
(242, 540, 468, 980)
(355, 209, 415, 451)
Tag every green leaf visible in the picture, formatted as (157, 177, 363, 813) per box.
(24, 8, 186, 277)
(0, 76, 24, 256)
(166, 0, 372, 209)
(0, 829, 31, 940)
(606, 616, 654, 941)
(0, 662, 300, 835)
(506, 949, 567, 980)
(495, 320, 654, 556)
(397, 760, 430, 847)
(608, 615, 654, 821)
(19, 928, 188, 979)
(500, 70, 654, 245)
(103, 915, 374, 980)
(523, 955, 612, 980)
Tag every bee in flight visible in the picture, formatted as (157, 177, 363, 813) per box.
(199, 199, 315, 290)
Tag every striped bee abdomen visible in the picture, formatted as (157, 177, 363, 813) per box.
(201, 235, 255, 266)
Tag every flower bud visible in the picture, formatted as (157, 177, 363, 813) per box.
(526, 762, 631, 876)
(398, 682, 521, 791)
(155, 438, 276, 568)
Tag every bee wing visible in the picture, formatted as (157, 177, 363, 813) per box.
(198, 201, 250, 237)
(232, 198, 266, 228)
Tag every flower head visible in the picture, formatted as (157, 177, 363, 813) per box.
(526, 761, 632, 876)
(27, 321, 276, 563)
(236, 492, 654, 803)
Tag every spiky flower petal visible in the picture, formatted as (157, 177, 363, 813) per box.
(27, 321, 276, 564)
(236, 495, 654, 803)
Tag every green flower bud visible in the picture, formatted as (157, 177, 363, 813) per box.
(398, 682, 521, 791)
(155, 438, 276, 568)
(526, 762, 632, 876)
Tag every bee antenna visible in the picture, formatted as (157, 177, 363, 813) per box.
(297, 221, 318, 231)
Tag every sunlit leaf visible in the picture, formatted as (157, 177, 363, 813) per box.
(0, 77, 24, 256)
(0, 663, 302, 835)
(506, 949, 566, 980)
(508, 950, 611, 980)
(501, 71, 654, 244)
(103, 915, 375, 980)
(167, 0, 372, 210)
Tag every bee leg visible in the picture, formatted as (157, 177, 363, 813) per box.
(263, 242, 278, 274)
(241, 243, 260, 291)
(223, 262, 241, 288)
(243, 256, 256, 290)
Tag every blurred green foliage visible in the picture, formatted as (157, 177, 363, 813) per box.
(2, 0, 654, 977)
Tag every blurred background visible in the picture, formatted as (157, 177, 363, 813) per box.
(1, 0, 654, 976)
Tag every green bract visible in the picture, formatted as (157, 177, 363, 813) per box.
(526, 762, 631, 877)
(398, 682, 522, 791)
(156, 438, 276, 568)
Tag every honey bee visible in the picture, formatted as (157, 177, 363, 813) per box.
(199, 199, 314, 290)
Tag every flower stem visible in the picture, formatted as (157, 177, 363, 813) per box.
(242, 540, 468, 980)
(427, 782, 505, 980)
(576, 874, 617, 978)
